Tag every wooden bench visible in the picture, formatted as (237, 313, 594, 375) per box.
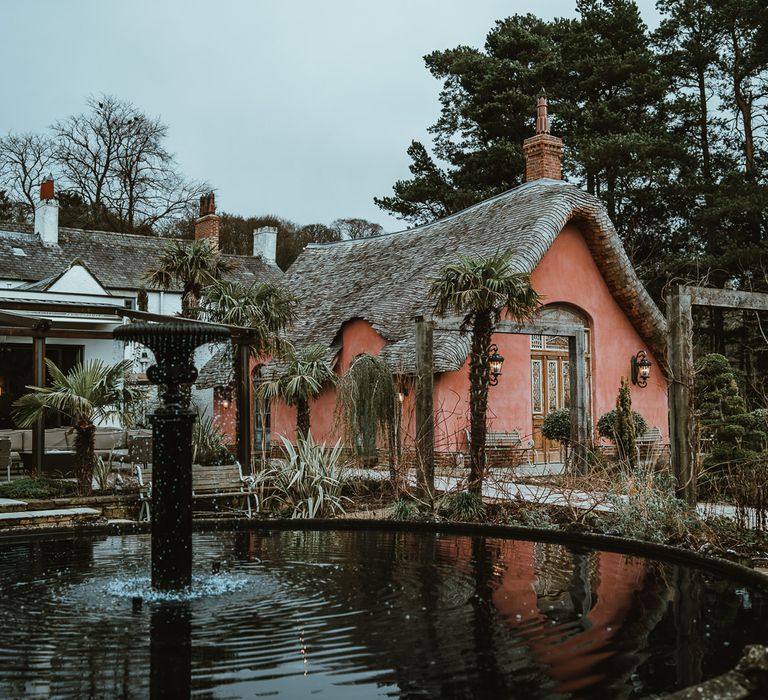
(637, 427, 665, 460)
(464, 429, 534, 465)
(599, 427, 665, 461)
(135, 462, 257, 522)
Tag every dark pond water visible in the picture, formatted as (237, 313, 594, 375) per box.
(0, 529, 765, 699)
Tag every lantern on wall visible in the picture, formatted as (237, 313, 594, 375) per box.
(631, 350, 652, 388)
(488, 344, 504, 386)
(218, 385, 234, 409)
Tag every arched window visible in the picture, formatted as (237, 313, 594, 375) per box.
(252, 366, 271, 455)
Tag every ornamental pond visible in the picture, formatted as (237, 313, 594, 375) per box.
(0, 527, 765, 699)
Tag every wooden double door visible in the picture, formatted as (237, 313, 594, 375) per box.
(530, 332, 593, 464)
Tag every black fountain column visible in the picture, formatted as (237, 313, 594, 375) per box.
(114, 322, 231, 591)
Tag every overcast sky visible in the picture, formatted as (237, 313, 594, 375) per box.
(2, 0, 659, 232)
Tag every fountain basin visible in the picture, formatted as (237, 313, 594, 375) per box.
(0, 523, 765, 699)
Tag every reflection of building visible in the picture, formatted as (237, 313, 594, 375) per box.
(232, 529, 678, 697)
(248, 96, 669, 462)
(0, 184, 281, 430)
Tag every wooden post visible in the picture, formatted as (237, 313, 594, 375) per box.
(568, 328, 590, 474)
(31, 335, 46, 476)
(235, 342, 252, 473)
(667, 285, 695, 504)
(414, 316, 435, 500)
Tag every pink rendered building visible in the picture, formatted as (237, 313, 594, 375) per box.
(202, 96, 668, 467)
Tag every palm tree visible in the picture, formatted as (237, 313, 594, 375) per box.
(145, 239, 240, 318)
(259, 345, 336, 439)
(12, 359, 144, 494)
(201, 280, 298, 465)
(200, 280, 297, 356)
(429, 249, 540, 494)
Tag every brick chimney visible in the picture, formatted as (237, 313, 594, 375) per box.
(195, 192, 219, 248)
(35, 176, 59, 246)
(522, 91, 563, 182)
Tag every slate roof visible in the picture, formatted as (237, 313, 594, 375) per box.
(284, 179, 667, 373)
(0, 222, 283, 291)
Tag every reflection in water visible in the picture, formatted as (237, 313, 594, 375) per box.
(150, 602, 191, 700)
(0, 529, 764, 699)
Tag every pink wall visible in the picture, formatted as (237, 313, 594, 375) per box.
(528, 224, 667, 437)
(268, 223, 668, 448)
(271, 318, 387, 444)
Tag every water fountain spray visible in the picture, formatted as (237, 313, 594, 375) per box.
(114, 321, 231, 591)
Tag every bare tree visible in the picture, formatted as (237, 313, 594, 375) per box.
(0, 132, 56, 215)
(52, 95, 208, 233)
(332, 217, 384, 240)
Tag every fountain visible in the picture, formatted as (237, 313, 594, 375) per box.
(0, 324, 765, 697)
(113, 321, 231, 591)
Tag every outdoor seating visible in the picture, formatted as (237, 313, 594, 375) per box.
(0, 427, 151, 470)
(135, 461, 257, 522)
(0, 438, 10, 482)
(464, 428, 534, 466)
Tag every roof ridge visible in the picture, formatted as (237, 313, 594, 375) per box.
(305, 178, 575, 250)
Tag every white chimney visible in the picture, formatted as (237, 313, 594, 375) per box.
(34, 177, 59, 247)
(253, 226, 277, 264)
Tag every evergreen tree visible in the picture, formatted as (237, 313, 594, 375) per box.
(614, 378, 637, 465)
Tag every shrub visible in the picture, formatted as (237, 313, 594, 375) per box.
(603, 466, 697, 543)
(597, 409, 648, 442)
(440, 491, 486, 521)
(519, 508, 557, 530)
(390, 498, 419, 521)
(708, 455, 768, 530)
(613, 378, 636, 462)
(541, 408, 572, 463)
(255, 434, 350, 518)
(0, 478, 78, 500)
(541, 408, 571, 443)
(193, 411, 234, 466)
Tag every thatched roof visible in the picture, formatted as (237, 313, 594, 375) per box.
(197, 179, 667, 387)
(287, 179, 666, 368)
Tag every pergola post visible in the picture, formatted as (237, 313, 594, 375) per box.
(414, 316, 435, 500)
(667, 285, 695, 505)
(235, 342, 252, 473)
(568, 328, 590, 474)
(31, 334, 46, 476)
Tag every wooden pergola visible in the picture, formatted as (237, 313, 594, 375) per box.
(0, 299, 258, 471)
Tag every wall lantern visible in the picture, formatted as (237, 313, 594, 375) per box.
(397, 387, 409, 404)
(631, 350, 652, 388)
(219, 386, 233, 409)
(488, 344, 504, 386)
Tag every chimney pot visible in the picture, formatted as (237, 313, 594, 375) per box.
(523, 92, 563, 182)
(35, 178, 59, 246)
(40, 178, 55, 201)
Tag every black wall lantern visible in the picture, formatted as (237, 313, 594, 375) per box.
(488, 344, 504, 386)
(631, 350, 652, 388)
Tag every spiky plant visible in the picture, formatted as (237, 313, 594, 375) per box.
(429, 249, 540, 494)
(12, 359, 144, 494)
(255, 434, 350, 518)
(335, 353, 397, 470)
(440, 490, 486, 521)
(258, 345, 336, 438)
(144, 239, 239, 318)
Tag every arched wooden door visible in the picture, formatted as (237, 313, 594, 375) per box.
(529, 306, 592, 464)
